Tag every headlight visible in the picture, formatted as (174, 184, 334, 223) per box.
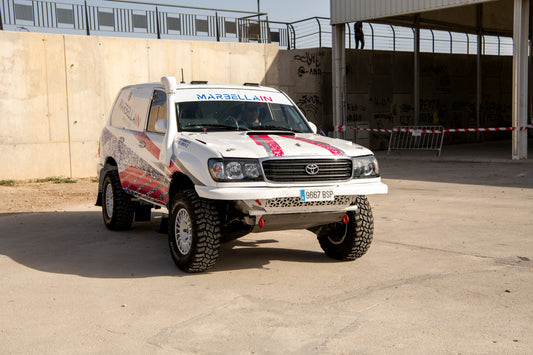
(352, 155, 379, 178)
(208, 158, 263, 182)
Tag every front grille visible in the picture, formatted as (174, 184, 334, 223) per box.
(262, 159, 353, 182)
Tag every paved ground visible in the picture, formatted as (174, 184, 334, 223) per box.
(1, 142, 533, 354)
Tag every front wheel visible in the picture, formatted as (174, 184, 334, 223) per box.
(168, 190, 222, 272)
(315, 196, 374, 261)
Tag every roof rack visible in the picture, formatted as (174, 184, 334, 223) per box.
(191, 81, 208, 84)
(243, 82, 260, 87)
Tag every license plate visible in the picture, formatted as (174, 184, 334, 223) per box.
(300, 189, 334, 202)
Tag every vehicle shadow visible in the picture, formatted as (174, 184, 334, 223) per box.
(0, 210, 329, 277)
(216, 238, 331, 272)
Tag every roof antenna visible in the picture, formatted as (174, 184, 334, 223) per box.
(180, 68, 185, 84)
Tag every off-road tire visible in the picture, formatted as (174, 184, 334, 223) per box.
(102, 170, 135, 231)
(316, 195, 374, 261)
(168, 189, 221, 272)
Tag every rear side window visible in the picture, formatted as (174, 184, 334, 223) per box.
(146, 90, 167, 133)
(110, 87, 149, 131)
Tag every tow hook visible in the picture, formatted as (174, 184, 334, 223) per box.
(342, 214, 350, 224)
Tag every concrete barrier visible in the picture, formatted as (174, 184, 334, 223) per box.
(0, 31, 279, 179)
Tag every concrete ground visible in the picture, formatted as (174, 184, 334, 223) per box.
(1, 141, 533, 354)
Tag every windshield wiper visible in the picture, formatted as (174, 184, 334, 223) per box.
(252, 125, 304, 133)
(181, 124, 250, 131)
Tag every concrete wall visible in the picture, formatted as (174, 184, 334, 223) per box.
(0, 31, 279, 180)
(0, 30, 513, 179)
(282, 48, 512, 149)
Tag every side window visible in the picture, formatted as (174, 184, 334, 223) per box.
(146, 90, 167, 133)
(110, 89, 133, 128)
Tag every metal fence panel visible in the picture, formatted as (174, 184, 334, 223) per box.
(388, 126, 445, 156)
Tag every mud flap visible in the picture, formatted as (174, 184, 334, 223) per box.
(134, 204, 152, 222)
(157, 216, 168, 234)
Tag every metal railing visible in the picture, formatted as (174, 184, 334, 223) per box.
(388, 126, 445, 157)
(0, 0, 289, 45)
(0, 0, 513, 55)
(354, 22, 513, 56)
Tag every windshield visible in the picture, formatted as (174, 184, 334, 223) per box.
(176, 101, 312, 133)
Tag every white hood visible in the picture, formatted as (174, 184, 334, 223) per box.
(181, 131, 373, 158)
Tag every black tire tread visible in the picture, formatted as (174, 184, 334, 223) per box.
(168, 189, 221, 272)
(102, 169, 135, 231)
(317, 195, 374, 261)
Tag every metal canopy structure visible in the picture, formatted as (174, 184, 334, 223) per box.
(330, 0, 529, 159)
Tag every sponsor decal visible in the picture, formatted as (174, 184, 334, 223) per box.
(119, 99, 138, 126)
(178, 138, 191, 148)
(196, 93, 273, 102)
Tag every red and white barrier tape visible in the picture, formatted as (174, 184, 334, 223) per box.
(336, 125, 533, 133)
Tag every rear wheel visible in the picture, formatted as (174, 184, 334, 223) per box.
(315, 196, 374, 261)
(102, 170, 135, 230)
(168, 189, 221, 272)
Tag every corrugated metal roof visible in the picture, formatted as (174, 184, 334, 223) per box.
(330, 0, 497, 24)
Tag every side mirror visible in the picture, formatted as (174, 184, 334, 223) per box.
(155, 119, 167, 133)
(307, 122, 318, 134)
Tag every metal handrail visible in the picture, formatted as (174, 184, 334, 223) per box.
(0, 0, 514, 55)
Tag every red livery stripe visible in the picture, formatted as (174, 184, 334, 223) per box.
(258, 135, 284, 156)
(119, 166, 145, 188)
(138, 179, 162, 195)
(249, 134, 284, 156)
(149, 186, 169, 200)
(281, 135, 344, 156)
(133, 132, 161, 159)
(167, 160, 181, 173)
(129, 173, 153, 192)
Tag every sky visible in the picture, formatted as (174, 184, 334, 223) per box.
(109, 0, 331, 23)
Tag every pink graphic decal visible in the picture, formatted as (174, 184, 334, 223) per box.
(258, 135, 284, 157)
(249, 135, 284, 156)
(280, 135, 344, 156)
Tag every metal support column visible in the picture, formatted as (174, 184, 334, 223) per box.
(527, 0, 533, 126)
(332, 24, 346, 138)
(414, 14, 420, 126)
(0, 3, 4, 31)
(84, 1, 90, 36)
(512, 0, 529, 159)
(476, 4, 483, 140)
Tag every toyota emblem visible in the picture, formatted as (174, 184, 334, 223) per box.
(305, 164, 320, 175)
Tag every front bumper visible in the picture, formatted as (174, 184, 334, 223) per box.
(195, 179, 388, 200)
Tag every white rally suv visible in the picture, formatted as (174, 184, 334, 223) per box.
(96, 77, 388, 272)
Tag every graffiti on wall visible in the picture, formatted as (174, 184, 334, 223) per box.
(296, 95, 322, 123)
(294, 51, 323, 77)
(346, 102, 365, 122)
